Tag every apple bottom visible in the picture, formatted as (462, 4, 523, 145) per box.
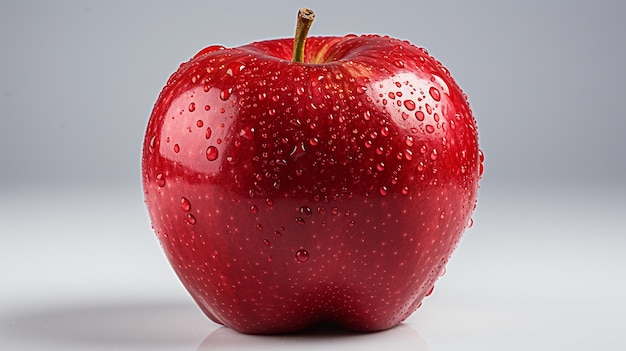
(151, 186, 466, 334)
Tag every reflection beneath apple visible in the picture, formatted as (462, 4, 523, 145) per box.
(197, 323, 429, 351)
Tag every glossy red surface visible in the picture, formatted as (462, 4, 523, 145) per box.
(142, 35, 481, 334)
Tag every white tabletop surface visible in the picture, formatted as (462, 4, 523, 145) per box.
(1, 183, 624, 350)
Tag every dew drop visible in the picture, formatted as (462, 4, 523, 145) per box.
(180, 197, 191, 212)
(239, 127, 253, 140)
(415, 111, 425, 121)
(263, 239, 271, 246)
(256, 223, 263, 231)
(425, 286, 435, 297)
(467, 217, 474, 228)
(380, 126, 390, 137)
(299, 206, 313, 218)
(379, 186, 389, 196)
(205, 127, 212, 139)
(394, 60, 405, 68)
(206, 146, 219, 161)
(425, 104, 433, 115)
(188, 102, 196, 112)
(405, 135, 414, 147)
(185, 213, 196, 225)
(356, 86, 368, 94)
(250, 205, 258, 214)
(155, 173, 166, 187)
(196, 120, 204, 128)
(403, 100, 416, 111)
(148, 135, 156, 154)
(430, 149, 438, 160)
(219, 88, 232, 101)
(402, 186, 410, 195)
(377, 162, 385, 171)
(173, 143, 180, 153)
(429, 87, 441, 101)
(478, 149, 485, 163)
(426, 125, 435, 133)
(295, 249, 309, 262)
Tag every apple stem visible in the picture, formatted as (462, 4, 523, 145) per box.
(292, 8, 315, 63)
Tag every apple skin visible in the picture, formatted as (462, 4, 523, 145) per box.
(142, 35, 481, 334)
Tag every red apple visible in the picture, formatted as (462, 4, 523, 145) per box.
(142, 9, 482, 334)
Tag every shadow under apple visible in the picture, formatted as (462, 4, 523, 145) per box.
(2, 301, 213, 349)
(198, 322, 430, 351)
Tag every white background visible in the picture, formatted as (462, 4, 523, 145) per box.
(1, 0, 625, 350)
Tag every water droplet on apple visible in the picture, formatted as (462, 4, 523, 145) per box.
(148, 135, 156, 153)
(415, 111, 425, 121)
(356, 86, 368, 94)
(430, 149, 438, 160)
(185, 213, 196, 225)
(155, 173, 166, 187)
(239, 127, 253, 140)
(263, 239, 271, 246)
(425, 104, 433, 115)
(295, 249, 310, 262)
(380, 126, 390, 137)
(205, 127, 212, 139)
(425, 286, 435, 297)
(250, 205, 258, 214)
(403, 100, 416, 111)
(439, 266, 447, 277)
(188, 102, 196, 112)
(173, 143, 180, 153)
(405, 135, 414, 147)
(467, 217, 474, 228)
(256, 223, 263, 231)
(402, 186, 410, 195)
(196, 120, 204, 128)
(429, 87, 441, 101)
(193, 45, 225, 59)
(376, 162, 385, 171)
(426, 125, 435, 133)
(478, 149, 485, 162)
(379, 186, 389, 196)
(393, 60, 405, 68)
(299, 206, 313, 218)
(219, 88, 232, 101)
(205, 146, 218, 161)
(180, 197, 191, 212)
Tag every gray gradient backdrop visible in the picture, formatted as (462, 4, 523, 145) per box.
(1, 0, 625, 188)
(1, 1, 625, 350)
